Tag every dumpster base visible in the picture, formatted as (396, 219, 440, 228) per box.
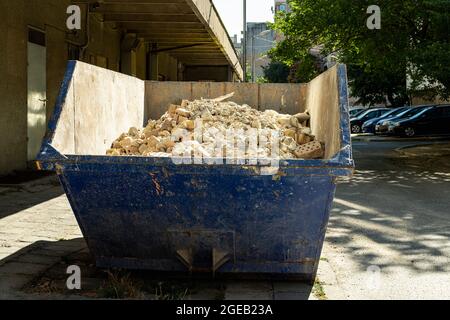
(96, 258, 318, 283)
(95, 257, 318, 283)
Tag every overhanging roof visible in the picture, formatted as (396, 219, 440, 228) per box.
(83, 0, 243, 80)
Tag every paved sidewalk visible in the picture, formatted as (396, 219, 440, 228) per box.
(0, 180, 84, 299)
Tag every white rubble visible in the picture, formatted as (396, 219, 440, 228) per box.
(107, 93, 325, 160)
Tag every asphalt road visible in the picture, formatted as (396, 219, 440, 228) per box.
(322, 138, 450, 299)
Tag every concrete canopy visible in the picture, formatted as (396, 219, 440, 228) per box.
(82, 0, 244, 80)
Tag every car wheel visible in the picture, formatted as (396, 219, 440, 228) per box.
(351, 125, 361, 134)
(404, 127, 415, 137)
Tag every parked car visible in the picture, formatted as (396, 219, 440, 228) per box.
(388, 105, 450, 137)
(375, 105, 434, 135)
(362, 107, 409, 134)
(350, 108, 390, 134)
(349, 108, 366, 118)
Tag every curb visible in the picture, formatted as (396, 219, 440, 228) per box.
(351, 135, 450, 143)
(395, 142, 450, 157)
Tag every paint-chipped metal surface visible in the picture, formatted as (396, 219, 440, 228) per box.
(38, 62, 354, 281)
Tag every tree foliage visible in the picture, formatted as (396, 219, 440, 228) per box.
(270, 0, 450, 106)
(262, 61, 290, 83)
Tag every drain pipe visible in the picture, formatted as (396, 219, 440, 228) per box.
(79, 3, 92, 60)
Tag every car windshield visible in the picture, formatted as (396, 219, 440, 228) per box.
(408, 107, 434, 120)
(351, 109, 365, 117)
(379, 108, 402, 119)
(357, 109, 378, 119)
(395, 106, 429, 119)
(389, 108, 409, 117)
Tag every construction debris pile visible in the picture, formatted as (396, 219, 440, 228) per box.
(107, 93, 325, 160)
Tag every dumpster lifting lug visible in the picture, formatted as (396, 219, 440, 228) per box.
(176, 248, 231, 274)
(213, 248, 231, 276)
(176, 249, 193, 272)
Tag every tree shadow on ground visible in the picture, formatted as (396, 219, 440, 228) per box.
(328, 167, 450, 276)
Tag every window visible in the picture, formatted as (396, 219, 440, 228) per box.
(442, 107, 450, 117)
(28, 28, 45, 46)
(425, 108, 443, 118)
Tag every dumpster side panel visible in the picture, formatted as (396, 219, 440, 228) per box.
(259, 83, 306, 114)
(58, 162, 336, 278)
(144, 81, 308, 121)
(306, 67, 342, 159)
(72, 63, 145, 156)
(43, 61, 145, 157)
(52, 73, 76, 155)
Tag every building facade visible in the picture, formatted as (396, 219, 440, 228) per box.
(274, 0, 291, 14)
(245, 23, 276, 82)
(0, 0, 243, 176)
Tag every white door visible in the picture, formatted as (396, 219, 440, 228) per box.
(27, 31, 47, 161)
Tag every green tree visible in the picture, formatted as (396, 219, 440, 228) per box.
(262, 61, 290, 83)
(270, 0, 450, 106)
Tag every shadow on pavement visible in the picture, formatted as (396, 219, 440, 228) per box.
(327, 143, 450, 278)
(0, 181, 64, 220)
(1, 238, 313, 300)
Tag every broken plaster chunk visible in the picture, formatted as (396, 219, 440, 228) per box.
(119, 137, 133, 148)
(284, 129, 296, 139)
(300, 127, 312, 136)
(296, 133, 312, 145)
(277, 115, 292, 128)
(107, 149, 121, 156)
(185, 120, 195, 131)
(146, 135, 161, 148)
(181, 100, 189, 108)
(294, 112, 311, 122)
(159, 130, 171, 138)
(112, 141, 122, 149)
(144, 127, 159, 138)
(161, 119, 173, 131)
(168, 104, 179, 114)
(251, 119, 262, 129)
(177, 116, 189, 126)
(150, 152, 172, 158)
(176, 108, 192, 118)
(281, 136, 298, 151)
(213, 92, 235, 102)
(162, 139, 175, 149)
(290, 116, 301, 128)
(138, 144, 147, 154)
(128, 127, 140, 137)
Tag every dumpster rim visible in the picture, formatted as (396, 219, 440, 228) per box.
(38, 61, 354, 176)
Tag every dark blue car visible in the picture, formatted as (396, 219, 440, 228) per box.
(362, 107, 409, 134)
(375, 105, 435, 135)
(350, 108, 391, 134)
(388, 105, 450, 137)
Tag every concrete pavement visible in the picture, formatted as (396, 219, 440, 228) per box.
(322, 139, 450, 299)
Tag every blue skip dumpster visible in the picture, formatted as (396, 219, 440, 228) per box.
(38, 61, 354, 282)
